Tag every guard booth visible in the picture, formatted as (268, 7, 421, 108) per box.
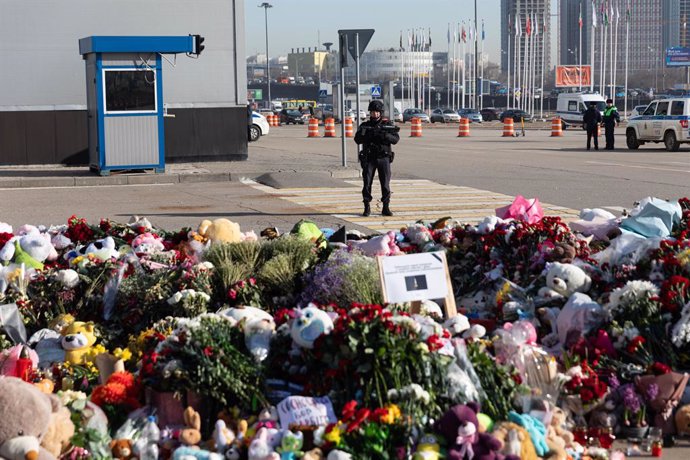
(79, 36, 201, 175)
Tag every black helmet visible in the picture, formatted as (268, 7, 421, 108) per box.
(368, 100, 384, 112)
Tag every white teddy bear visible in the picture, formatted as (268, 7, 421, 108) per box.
(537, 262, 592, 301)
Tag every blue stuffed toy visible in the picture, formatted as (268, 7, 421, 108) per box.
(172, 446, 224, 460)
(508, 411, 548, 456)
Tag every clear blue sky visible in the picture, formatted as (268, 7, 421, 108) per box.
(246, 0, 558, 64)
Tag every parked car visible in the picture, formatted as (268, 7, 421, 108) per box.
(457, 108, 483, 123)
(279, 109, 307, 125)
(402, 108, 430, 123)
(344, 108, 368, 121)
(393, 107, 403, 122)
(480, 107, 501, 122)
(626, 97, 690, 151)
(430, 108, 461, 123)
(499, 109, 533, 123)
(249, 111, 269, 142)
(630, 104, 648, 117)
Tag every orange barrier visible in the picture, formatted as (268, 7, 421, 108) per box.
(502, 118, 515, 137)
(323, 118, 336, 137)
(307, 118, 320, 137)
(550, 117, 563, 137)
(410, 117, 423, 137)
(344, 117, 354, 137)
(457, 117, 470, 137)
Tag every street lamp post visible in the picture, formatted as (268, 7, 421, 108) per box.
(259, 2, 272, 110)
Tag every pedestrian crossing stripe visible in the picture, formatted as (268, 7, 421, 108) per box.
(245, 179, 581, 233)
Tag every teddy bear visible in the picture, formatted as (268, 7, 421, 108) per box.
(275, 430, 304, 459)
(180, 407, 202, 447)
(491, 422, 537, 460)
(548, 407, 575, 448)
(0, 376, 63, 460)
(131, 232, 165, 254)
(301, 448, 324, 460)
(290, 304, 334, 349)
(0, 227, 57, 271)
(555, 293, 605, 348)
(40, 399, 75, 458)
(61, 321, 97, 365)
(248, 427, 280, 460)
(537, 262, 592, 301)
(675, 404, 690, 436)
(435, 402, 508, 460)
(348, 231, 401, 257)
(198, 219, 242, 244)
(110, 439, 135, 460)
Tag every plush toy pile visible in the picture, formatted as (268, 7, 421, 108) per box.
(1, 197, 690, 459)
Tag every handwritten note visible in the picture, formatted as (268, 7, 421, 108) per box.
(277, 396, 337, 428)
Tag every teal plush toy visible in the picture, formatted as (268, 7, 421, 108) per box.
(276, 430, 304, 460)
(508, 411, 548, 456)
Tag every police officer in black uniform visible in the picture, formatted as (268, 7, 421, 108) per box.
(354, 100, 400, 217)
(602, 98, 621, 150)
(583, 101, 603, 151)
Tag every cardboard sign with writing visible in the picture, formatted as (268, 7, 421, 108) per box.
(377, 251, 457, 318)
(277, 396, 337, 428)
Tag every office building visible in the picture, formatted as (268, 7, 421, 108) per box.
(559, 0, 590, 66)
(500, 0, 552, 75)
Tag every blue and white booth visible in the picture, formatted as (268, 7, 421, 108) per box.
(78, 36, 199, 175)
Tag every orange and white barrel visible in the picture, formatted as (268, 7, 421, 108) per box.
(410, 117, 423, 137)
(307, 118, 320, 137)
(551, 117, 564, 137)
(457, 117, 470, 137)
(502, 117, 515, 137)
(344, 117, 354, 137)
(323, 118, 336, 137)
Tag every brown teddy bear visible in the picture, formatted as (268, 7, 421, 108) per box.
(110, 439, 135, 460)
(197, 219, 241, 244)
(41, 403, 75, 458)
(0, 376, 61, 460)
(492, 421, 538, 460)
(675, 404, 690, 437)
(179, 407, 202, 446)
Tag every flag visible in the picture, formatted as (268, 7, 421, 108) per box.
(428, 27, 432, 48)
(616, 0, 620, 22)
(468, 24, 473, 43)
(592, 0, 598, 27)
(626, 0, 631, 22)
(515, 14, 521, 37)
(508, 14, 512, 35)
(579, 4, 583, 29)
(461, 24, 467, 43)
(534, 14, 539, 36)
(526, 15, 532, 36)
(447, 23, 451, 44)
(400, 30, 403, 51)
(482, 20, 485, 41)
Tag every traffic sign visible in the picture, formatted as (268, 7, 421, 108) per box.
(370, 85, 381, 98)
(319, 89, 328, 98)
(338, 29, 375, 62)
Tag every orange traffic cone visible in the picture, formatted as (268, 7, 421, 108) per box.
(307, 118, 320, 137)
(502, 118, 515, 137)
(344, 117, 354, 138)
(457, 117, 470, 137)
(410, 117, 423, 137)
(550, 117, 563, 137)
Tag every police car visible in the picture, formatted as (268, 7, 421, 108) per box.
(626, 98, 690, 151)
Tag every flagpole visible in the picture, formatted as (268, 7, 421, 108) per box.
(579, 1, 583, 92)
(501, 15, 513, 109)
(462, 23, 466, 108)
(515, 15, 520, 108)
(428, 28, 432, 114)
(591, 1, 596, 92)
(602, 8, 607, 98)
(452, 24, 457, 110)
(531, 13, 537, 116)
(447, 24, 450, 107)
(613, 1, 619, 105)
(624, 1, 629, 119)
(400, 33, 405, 111)
(540, 13, 545, 119)
(610, 1, 615, 103)
(523, 15, 529, 111)
(480, 20, 484, 110)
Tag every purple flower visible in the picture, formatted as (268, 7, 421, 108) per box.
(608, 375, 620, 389)
(621, 384, 641, 413)
(645, 383, 659, 402)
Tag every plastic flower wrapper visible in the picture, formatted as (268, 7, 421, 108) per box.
(243, 316, 275, 363)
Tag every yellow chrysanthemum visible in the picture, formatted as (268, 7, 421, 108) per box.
(495, 280, 511, 304)
(324, 423, 344, 445)
(70, 256, 84, 266)
(380, 404, 402, 424)
(677, 248, 690, 267)
(113, 347, 133, 362)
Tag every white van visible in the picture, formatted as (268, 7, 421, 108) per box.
(626, 98, 690, 151)
(556, 93, 606, 129)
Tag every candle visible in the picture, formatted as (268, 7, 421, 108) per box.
(652, 440, 663, 457)
(14, 346, 33, 382)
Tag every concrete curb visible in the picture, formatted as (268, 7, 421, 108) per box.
(0, 169, 361, 189)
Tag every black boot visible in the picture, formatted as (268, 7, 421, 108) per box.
(382, 204, 393, 216)
(362, 203, 371, 217)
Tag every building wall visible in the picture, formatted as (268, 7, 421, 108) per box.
(501, 0, 552, 74)
(559, 0, 589, 66)
(0, 0, 247, 165)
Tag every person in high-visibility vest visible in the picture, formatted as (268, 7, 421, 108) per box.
(602, 98, 621, 150)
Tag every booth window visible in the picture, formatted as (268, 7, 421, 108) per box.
(104, 69, 156, 113)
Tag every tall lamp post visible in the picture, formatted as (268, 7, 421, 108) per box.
(259, 2, 272, 109)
